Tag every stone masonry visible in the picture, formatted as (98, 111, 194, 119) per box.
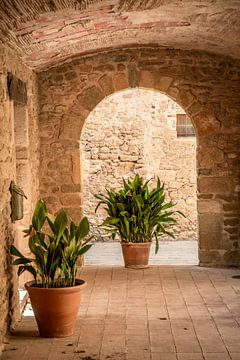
(38, 47, 240, 268)
(0, 1, 240, 355)
(81, 88, 197, 241)
(0, 41, 39, 353)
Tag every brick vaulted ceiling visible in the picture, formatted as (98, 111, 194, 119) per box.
(0, 0, 240, 70)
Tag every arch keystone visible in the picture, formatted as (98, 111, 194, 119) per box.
(139, 70, 155, 88)
(113, 73, 129, 91)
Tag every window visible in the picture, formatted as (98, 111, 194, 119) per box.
(176, 114, 195, 137)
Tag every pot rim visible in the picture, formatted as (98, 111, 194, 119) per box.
(25, 279, 87, 291)
(121, 241, 152, 245)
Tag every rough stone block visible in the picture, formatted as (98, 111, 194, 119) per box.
(223, 201, 240, 212)
(61, 183, 81, 193)
(128, 64, 139, 87)
(168, 86, 179, 100)
(155, 76, 173, 92)
(193, 111, 220, 136)
(139, 70, 155, 88)
(43, 196, 59, 206)
(59, 121, 83, 140)
(198, 177, 235, 194)
(64, 206, 83, 222)
(199, 249, 221, 265)
(47, 158, 72, 171)
(198, 200, 222, 214)
(198, 146, 224, 168)
(113, 73, 129, 91)
(223, 250, 240, 266)
(199, 213, 222, 233)
(199, 231, 221, 249)
(188, 102, 202, 116)
(223, 218, 239, 226)
(15, 146, 28, 160)
(71, 155, 81, 185)
(177, 90, 195, 109)
(120, 155, 138, 162)
(77, 86, 104, 111)
(60, 193, 82, 206)
(98, 74, 114, 96)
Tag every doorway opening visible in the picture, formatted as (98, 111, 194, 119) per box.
(80, 88, 198, 265)
(13, 102, 32, 310)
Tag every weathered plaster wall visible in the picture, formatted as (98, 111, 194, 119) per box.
(38, 47, 240, 267)
(0, 41, 39, 352)
(81, 88, 197, 241)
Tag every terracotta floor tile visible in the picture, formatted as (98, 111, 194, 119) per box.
(152, 353, 178, 360)
(230, 354, 240, 360)
(2, 265, 240, 360)
(177, 354, 204, 360)
(174, 337, 201, 353)
(126, 350, 151, 360)
(203, 353, 231, 360)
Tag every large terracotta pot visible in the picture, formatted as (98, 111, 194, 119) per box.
(25, 279, 86, 338)
(121, 242, 151, 269)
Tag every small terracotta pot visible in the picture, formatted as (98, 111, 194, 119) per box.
(121, 242, 151, 269)
(25, 279, 86, 338)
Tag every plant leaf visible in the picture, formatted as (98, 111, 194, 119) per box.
(9, 245, 24, 258)
(18, 265, 37, 279)
(76, 217, 89, 241)
(13, 258, 32, 265)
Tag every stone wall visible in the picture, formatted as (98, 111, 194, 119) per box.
(0, 42, 39, 352)
(38, 47, 240, 267)
(81, 88, 197, 241)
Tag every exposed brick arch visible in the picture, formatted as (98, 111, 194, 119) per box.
(38, 47, 240, 267)
(1, 1, 240, 69)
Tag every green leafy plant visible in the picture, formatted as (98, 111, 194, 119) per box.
(95, 174, 184, 254)
(10, 200, 92, 288)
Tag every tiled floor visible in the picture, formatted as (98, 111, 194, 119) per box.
(2, 265, 240, 360)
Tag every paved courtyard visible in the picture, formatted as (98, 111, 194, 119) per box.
(2, 265, 240, 360)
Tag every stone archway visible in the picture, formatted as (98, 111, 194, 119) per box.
(80, 88, 197, 246)
(38, 47, 240, 267)
(80, 87, 198, 265)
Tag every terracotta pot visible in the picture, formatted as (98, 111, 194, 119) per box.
(25, 279, 86, 338)
(121, 242, 151, 269)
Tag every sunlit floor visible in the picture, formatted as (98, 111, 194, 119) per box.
(85, 241, 199, 266)
(2, 265, 240, 360)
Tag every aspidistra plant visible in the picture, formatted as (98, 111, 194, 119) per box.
(95, 174, 185, 254)
(10, 200, 92, 288)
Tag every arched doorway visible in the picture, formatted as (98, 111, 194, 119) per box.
(80, 88, 198, 265)
(38, 48, 238, 267)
